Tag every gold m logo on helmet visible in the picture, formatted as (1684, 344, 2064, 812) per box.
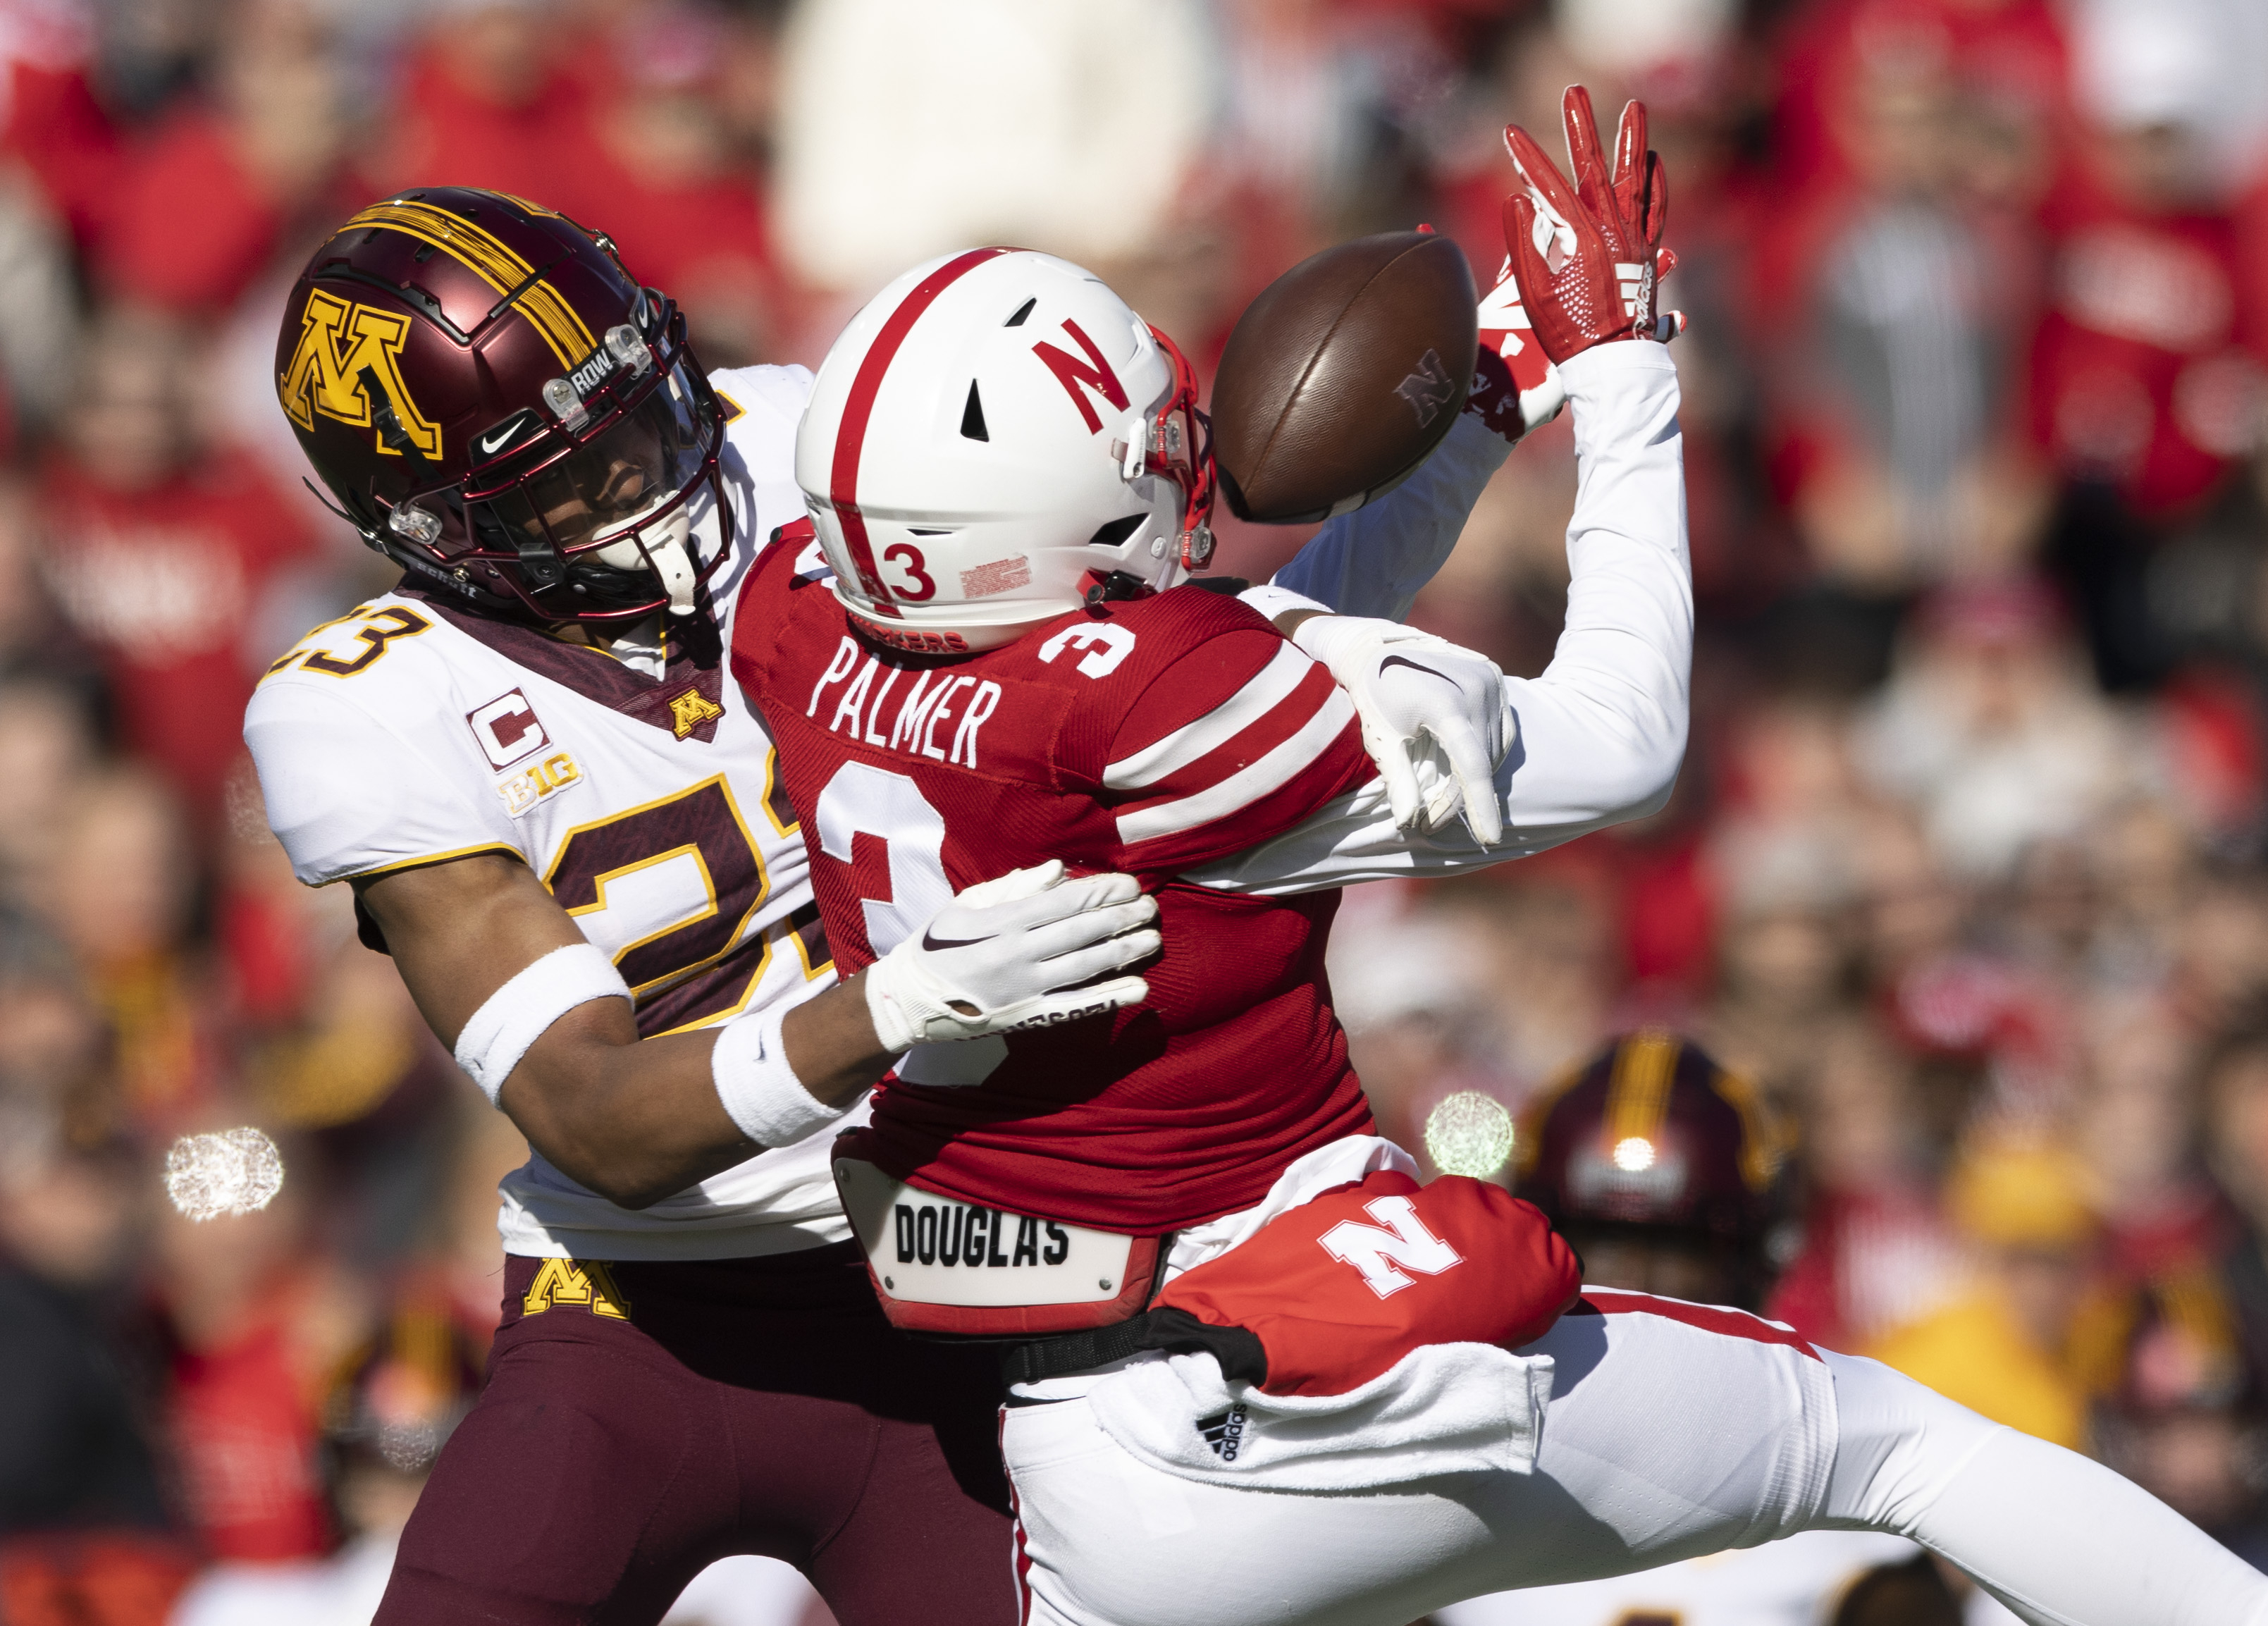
(278, 290, 444, 459)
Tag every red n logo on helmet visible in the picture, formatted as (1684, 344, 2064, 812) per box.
(1030, 320, 1129, 434)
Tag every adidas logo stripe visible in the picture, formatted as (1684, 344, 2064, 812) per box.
(1195, 1405, 1247, 1463)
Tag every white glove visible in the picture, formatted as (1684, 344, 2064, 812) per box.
(1293, 615, 1511, 846)
(864, 861, 1158, 1054)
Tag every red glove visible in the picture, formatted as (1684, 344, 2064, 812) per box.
(1462, 257, 1566, 445)
(1502, 86, 1678, 365)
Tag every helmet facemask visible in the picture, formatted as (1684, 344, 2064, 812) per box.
(391, 293, 729, 624)
(1129, 324, 1216, 577)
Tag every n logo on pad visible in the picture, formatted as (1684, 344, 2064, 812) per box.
(1319, 1195, 1464, 1299)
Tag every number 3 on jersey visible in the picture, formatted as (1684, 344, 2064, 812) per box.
(813, 760, 1004, 1086)
(265, 605, 433, 679)
(814, 760, 951, 959)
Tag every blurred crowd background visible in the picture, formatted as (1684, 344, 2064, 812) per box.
(5, 0, 2268, 1620)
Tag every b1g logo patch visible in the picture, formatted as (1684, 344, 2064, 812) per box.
(278, 290, 444, 458)
(469, 689, 550, 768)
(498, 751, 581, 817)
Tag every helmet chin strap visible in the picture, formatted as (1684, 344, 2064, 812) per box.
(594, 503, 700, 617)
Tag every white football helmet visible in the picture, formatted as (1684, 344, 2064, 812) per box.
(795, 248, 1216, 653)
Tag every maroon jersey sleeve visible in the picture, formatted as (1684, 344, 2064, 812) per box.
(1095, 615, 1375, 877)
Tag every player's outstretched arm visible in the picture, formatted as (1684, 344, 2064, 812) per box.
(1250, 88, 1680, 849)
(1240, 296, 1543, 846)
(357, 853, 1158, 1209)
(357, 852, 895, 1207)
(1185, 92, 1689, 897)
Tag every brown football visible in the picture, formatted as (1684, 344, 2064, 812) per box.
(1209, 231, 1478, 525)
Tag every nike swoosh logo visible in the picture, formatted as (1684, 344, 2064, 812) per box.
(476, 423, 523, 455)
(1379, 655, 1457, 686)
(921, 929, 996, 952)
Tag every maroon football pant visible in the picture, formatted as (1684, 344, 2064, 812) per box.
(374, 1244, 1016, 1626)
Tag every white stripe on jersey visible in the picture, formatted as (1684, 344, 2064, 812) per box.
(1116, 686, 1355, 845)
(1102, 643, 1313, 792)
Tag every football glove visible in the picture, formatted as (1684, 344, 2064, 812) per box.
(1465, 259, 1567, 445)
(863, 861, 1158, 1054)
(1503, 87, 1680, 364)
(1294, 615, 1510, 846)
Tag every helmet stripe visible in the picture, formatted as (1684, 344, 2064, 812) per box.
(830, 247, 1011, 614)
(343, 200, 597, 366)
(1706, 1064, 1781, 1193)
(1602, 1028, 1680, 1148)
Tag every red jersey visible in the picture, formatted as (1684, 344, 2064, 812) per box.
(42, 448, 314, 817)
(730, 528, 1379, 1233)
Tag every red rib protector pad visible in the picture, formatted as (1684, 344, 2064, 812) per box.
(1156, 1171, 1582, 1398)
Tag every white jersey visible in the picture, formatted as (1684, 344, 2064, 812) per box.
(247, 364, 853, 1261)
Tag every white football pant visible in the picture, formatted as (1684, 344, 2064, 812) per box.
(1002, 1293, 2268, 1626)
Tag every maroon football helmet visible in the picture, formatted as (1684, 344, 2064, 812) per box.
(1515, 1029, 1781, 1247)
(276, 187, 729, 624)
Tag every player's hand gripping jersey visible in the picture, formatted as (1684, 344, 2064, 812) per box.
(246, 365, 849, 1261)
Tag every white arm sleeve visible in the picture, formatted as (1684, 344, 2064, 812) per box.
(1266, 412, 1514, 621)
(245, 680, 520, 885)
(1185, 343, 1690, 895)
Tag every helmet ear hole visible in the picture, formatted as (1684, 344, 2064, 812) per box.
(1088, 513, 1145, 548)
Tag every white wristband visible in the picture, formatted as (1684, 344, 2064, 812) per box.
(1288, 610, 1381, 667)
(712, 1004, 846, 1147)
(454, 942, 632, 1105)
(1238, 582, 1331, 624)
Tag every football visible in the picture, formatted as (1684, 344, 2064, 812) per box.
(1209, 230, 1479, 525)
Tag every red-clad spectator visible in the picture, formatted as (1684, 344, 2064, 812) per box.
(0, 0, 123, 250)
(39, 312, 316, 820)
(166, 1283, 488, 1625)
(371, 0, 596, 209)
(1766, 0, 2069, 206)
(149, 1171, 367, 1564)
(1751, 11, 2053, 589)
(97, 0, 364, 316)
(2028, 188, 2246, 517)
(2235, 173, 2268, 369)
(2025, 7, 2255, 519)
(1764, 1019, 1970, 1351)
(549, 3, 783, 366)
